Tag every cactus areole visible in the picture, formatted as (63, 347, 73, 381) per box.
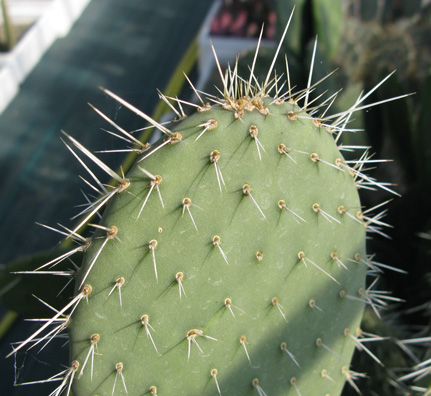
(10, 16, 403, 396)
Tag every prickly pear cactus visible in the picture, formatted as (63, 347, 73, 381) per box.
(8, 19, 402, 396)
(67, 90, 368, 396)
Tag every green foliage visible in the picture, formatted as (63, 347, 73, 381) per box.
(274, 0, 308, 57)
(310, 0, 343, 60)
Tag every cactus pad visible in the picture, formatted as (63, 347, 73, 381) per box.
(8, 17, 403, 396)
(68, 91, 368, 395)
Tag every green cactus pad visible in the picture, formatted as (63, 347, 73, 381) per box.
(6, 14, 402, 394)
(68, 96, 367, 395)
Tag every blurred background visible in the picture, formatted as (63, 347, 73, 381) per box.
(0, 0, 430, 394)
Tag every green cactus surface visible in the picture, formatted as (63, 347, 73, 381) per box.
(66, 88, 369, 395)
(7, 16, 404, 396)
